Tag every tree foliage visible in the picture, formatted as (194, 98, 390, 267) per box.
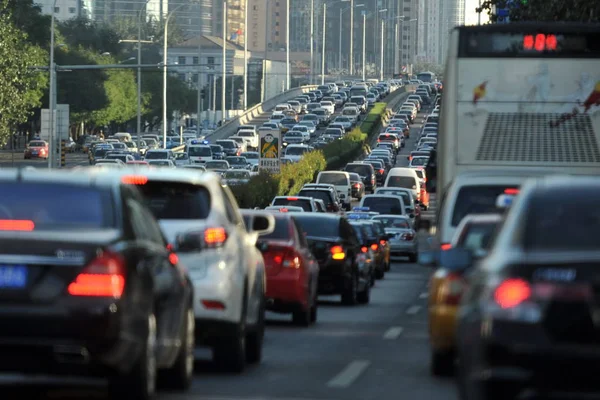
(477, 0, 600, 23)
(0, 0, 47, 143)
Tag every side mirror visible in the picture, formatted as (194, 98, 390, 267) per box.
(440, 247, 474, 272)
(249, 213, 275, 236)
(418, 250, 439, 267)
(175, 231, 204, 253)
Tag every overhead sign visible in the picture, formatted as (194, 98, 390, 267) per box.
(496, 8, 509, 23)
(40, 104, 70, 141)
(259, 129, 281, 174)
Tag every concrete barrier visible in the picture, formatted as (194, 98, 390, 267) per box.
(206, 85, 318, 142)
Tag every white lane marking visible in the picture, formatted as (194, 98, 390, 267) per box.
(383, 326, 404, 339)
(406, 305, 421, 315)
(327, 360, 371, 388)
(419, 292, 428, 299)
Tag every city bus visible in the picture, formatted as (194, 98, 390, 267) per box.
(434, 23, 600, 200)
(416, 71, 436, 83)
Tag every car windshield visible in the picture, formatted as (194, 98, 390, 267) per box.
(411, 157, 428, 166)
(188, 147, 211, 156)
(242, 152, 259, 159)
(225, 171, 250, 179)
(272, 198, 312, 211)
(210, 145, 223, 153)
(145, 151, 168, 159)
(238, 131, 254, 137)
(0, 183, 114, 230)
(29, 141, 46, 147)
(206, 161, 228, 169)
(459, 221, 500, 252)
(373, 216, 411, 229)
(318, 173, 348, 185)
(387, 176, 416, 189)
(286, 147, 309, 156)
(452, 185, 518, 227)
(136, 181, 211, 220)
(217, 141, 235, 149)
(362, 197, 404, 214)
(227, 157, 247, 164)
(149, 160, 170, 166)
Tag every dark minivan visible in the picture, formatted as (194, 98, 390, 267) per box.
(344, 163, 376, 193)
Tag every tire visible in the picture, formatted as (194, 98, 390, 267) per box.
(310, 295, 318, 323)
(357, 279, 370, 304)
(375, 267, 385, 280)
(109, 314, 157, 400)
(384, 260, 391, 272)
(246, 295, 265, 364)
(292, 304, 311, 326)
(370, 271, 375, 287)
(408, 253, 417, 263)
(213, 286, 247, 373)
(158, 308, 194, 390)
(430, 350, 454, 377)
(341, 273, 358, 305)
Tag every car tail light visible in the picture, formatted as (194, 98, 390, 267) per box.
(0, 220, 35, 231)
(379, 169, 385, 174)
(379, 239, 386, 245)
(494, 279, 531, 309)
(68, 252, 126, 298)
(440, 243, 451, 251)
(504, 188, 519, 195)
(330, 245, 346, 260)
(361, 246, 368, 253)
(121, 175, 148, 185)
(438, 273, 466, 305)
(370, 243, 378, 251)
(204, 227, 228, 248)
(202, 300, 226, 310)
(401, 232, 414, 241)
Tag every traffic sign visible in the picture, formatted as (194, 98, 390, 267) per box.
(496, 8, 510, 23)
(40, 104, 70, 141)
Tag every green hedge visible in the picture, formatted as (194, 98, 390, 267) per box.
(229, 101, 390, 207)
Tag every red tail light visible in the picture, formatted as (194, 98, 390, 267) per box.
(361, 246, 368, 253)
(330, 245, 346, 260)
(504, 188, 519, 195)
(268, 247, 301, 269)
(121, 175, 148, 185)
(440, 272, 466, 305)
(379, 239, 386, 245)
(440, 243, 452, 251)
(68, 252, 126, 298)
(0, 220, 35, 231)
(370, 243, 378, 251)
(494, 279, 531, 309)
(379, 169, 385, 174)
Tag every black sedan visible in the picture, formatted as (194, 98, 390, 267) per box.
(293, 214, 369, 305)
(0, 169, 194, 399)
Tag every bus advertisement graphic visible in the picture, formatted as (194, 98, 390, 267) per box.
(259, 130, 281, 174)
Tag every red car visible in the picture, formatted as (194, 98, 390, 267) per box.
(24, 140, 48, 160)
(256, 213, 320, 326)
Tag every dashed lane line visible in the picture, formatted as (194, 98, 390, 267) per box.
(406, 305, 421, 315)
(382, 326, 404, 339)
(419, 292, 428, 299)
(326, 360, 371, 388)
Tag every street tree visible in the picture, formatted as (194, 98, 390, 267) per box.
(0, 0, 47, 144)
(477, 0, 600, 23)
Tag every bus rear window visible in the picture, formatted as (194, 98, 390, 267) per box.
(451, 185, 517, 226)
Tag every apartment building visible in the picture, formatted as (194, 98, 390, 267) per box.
(38, 0, 81, 21)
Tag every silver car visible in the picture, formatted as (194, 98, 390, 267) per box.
(372, 215, 417, 262)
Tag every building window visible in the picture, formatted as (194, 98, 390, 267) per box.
(193, 56, 199, 64)
(178, 73, 186, 81)
(178, 56, 186, 65)
(54, 6, 60, 13)
(192, 74, 198, 83)
(403, 6, 411, 11)
(68, 7, 76, 13)
(207, 57, 215, 67)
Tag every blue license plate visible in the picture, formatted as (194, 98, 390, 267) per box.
(0, 265, 28, 288)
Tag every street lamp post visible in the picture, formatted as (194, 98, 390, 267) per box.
(321, 3, 326, 85)
(286, 0, 290, 90)
(243, 0, 248, 108)
(380, 19, 384, 81)
(222, 0, 227, 121)
(48, 0, 58, 169)
(310, 0, 314, 84)
(349, 0, 353, 75)
(361, 12, 366, 81)
(339, 4, 364, 74)
(163, 3, 187, 148)
(136, 0, 151, 149)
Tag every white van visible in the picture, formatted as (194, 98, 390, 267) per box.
(272, 104, 291, 115)
(435, 169, 549, 252)
(112, 132, 132, 142)
(384, 167, 421, 201)
(236, 129, 258, 149)
(187, 144, 213, 163)
(316, 171, 352, 208)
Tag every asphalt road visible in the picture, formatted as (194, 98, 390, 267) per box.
(0, 150, 90, 168)
(0, 92, 448, 400)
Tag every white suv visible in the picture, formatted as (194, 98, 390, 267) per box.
(118, 169, 275, 373)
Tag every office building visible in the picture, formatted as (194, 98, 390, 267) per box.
(38, 0, 81, 21)
(421, 0, 465, 65)
(80, 0, 166, 22)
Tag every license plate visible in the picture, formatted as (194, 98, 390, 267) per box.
(0, 265, 27, 288)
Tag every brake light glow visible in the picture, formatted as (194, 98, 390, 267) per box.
(504, 188, 519, 195)
(204, 227, 227, 246)
(379, 239, 386, 245)
(202, 300, 226, 310)
(379, 169, 385, 174)
(168, 252, 179, 265)
(279, 208, 289, 212)
(121, 175, 148, 185)
(287, 197, 298, 201)
(361, 246, 368, 253)
(330, 245, 346, 260)
(401, 232, 414, 241)
(370, 243, 378, 251)
(68, 252, 126, 298)
(440, 243, 452, 251)
(523, 34, 557, 52)
(494, 279, 531, 309)
(0, 220, 35, 231)
(440, 272, 466, 305)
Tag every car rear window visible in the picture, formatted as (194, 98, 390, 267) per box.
(318, 173, 348, 186)
(458, 222, 499, 252)
(410, 158, 428, 166)
(451, 185, 517, 227)
(373, 216, 411, 229)
(386, 176, 416, 189)
(345, 164, 372, 176)
(272, 198, 312, 211)
(523, 189, 600, 250)
(362, 197, 404, 214)
(145, 151, 168, 159)
(0, 183, 114, 229)
(294, 216, 340, 237)
(137, 182, 211, 220)
(377, 190, 411, 207)
(298, 190, 333, 207)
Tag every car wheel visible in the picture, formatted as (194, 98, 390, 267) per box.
(384, 260, 391, 272)
(158, 308, 194, 390)
(375, 267, 384, 280)
(214, 286, 247, 373)
(341, 272, 358, 306)
(357, 278, 370, 304)
(430, 350, 454, 377)
(292, 302, 311, 326)
(246, 293, 265, 364)
(109, 313, 157, 400)
(310, 293, 318, 323)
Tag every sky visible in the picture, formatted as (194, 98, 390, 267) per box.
(464, 0, 490, 25)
